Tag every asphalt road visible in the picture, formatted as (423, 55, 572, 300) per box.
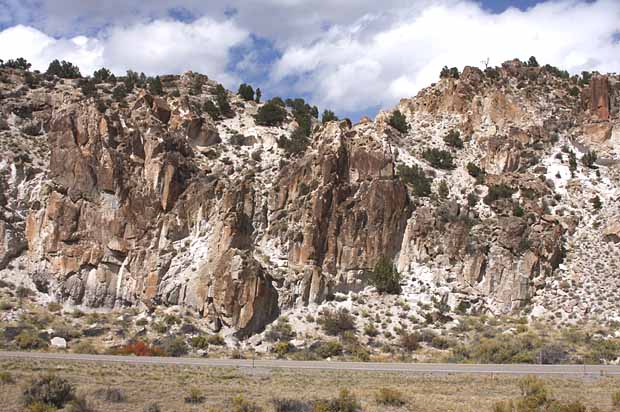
(1, 351, 620, 376)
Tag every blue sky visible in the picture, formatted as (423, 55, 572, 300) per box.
(0, 0, 618, 120)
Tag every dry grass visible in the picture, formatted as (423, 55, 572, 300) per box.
(0, 359, 618, 412)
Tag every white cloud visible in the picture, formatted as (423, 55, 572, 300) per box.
(0, 0, 429, 47)
(0, 25, 103, 74)
(0, 17, 249, 86)
(272, 0, 620, 113)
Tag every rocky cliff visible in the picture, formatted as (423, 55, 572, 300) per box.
(1, 59, 619, 340)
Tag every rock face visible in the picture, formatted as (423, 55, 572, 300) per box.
(2, 61, 620, 336)
(589, 75, 610, 121)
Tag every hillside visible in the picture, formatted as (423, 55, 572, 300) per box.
(0, 58, 619, 360)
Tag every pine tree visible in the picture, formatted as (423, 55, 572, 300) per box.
(238, 83, 255, 101)
(322, 109, 339, 124)
(388, 110, 408, 133)
(149, 76, 163, 96)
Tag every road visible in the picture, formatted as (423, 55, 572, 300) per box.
(1, 351, 619, 376)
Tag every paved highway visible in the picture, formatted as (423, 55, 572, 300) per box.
(1, 351, 619, 376)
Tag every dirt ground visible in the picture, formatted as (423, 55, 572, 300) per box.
(0, 358, 618, 412)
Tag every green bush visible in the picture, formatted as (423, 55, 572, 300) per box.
(158, 336, 188, 357)
(438, 180, 449, 199)
(46, 59, 81, 79)
(397, 164, 432, 197)
(203, 100, 220, 120)
(190, 335, 210, 350)
(444, 130, 463, 148)
(581, 150, 597, 169)
(368, 257, 401, 294)
(0, 57, 31, 70)
(315, 340, 344, 359)
(72, 341, 98, 354)
(271, 398, 312, 412)
(318, 309, 356, 336)
(148, 76, 163, 96)
(144, 402, 162, 412)
(527, 56, 539, 67)
(207, 334, 226, 346)
(569, 86, 580, 97)
(215, 84, 234, 117)
(256, 99, 287, 126)
(231, 394, 262, 412)
(363, 323, 379, 337)
(399, 332, 420, 353)
(65, 396, 95, 412)
(466, 162, 485, 181)
(80, 79, 97, 97)
(93, 67, 112, 84)
(112, 84, 127, 101)
(21, 375, 75, 409)
(440, 66, 460, 79)
(265, 318, 296, 342)
(388, 110, 408, 133)
(94, 387, 126, 403)
(278, 127, 309, 156)
(184, 387, 205, 404)
(314, 389, 360, 412)
(0, 371, 14, 384)
(612, 391, 620, 408)
(26, 402, 57, 412)
(322, 110, 339, 124)
(375, 388, 406, 406)
(15, 330, 47, 350)
(484, 184, 516, 205)
(422, 148, 455, 170)
(467, 192, 479, 207)
(238, 83, 255, 101)
(273, 341, 293, 358)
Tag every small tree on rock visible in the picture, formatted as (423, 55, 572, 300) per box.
(238, 83, 255, 101)
(581, 150, 597, 169)
(388, 110, 408, 133)
(149, 76, 163, 96)
(443, 129, 463, 149)
(255, 88, 262, 103)
(322, 109, 339, 124)
(368, 257, 401, 294)
(256, 99, 287, 126)
(93, 67, 112, 84)
(46, 59, 81, 79)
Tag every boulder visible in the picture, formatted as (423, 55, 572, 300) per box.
(50, 337, 67, 349)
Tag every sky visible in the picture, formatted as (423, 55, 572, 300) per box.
(0, 0, 619, 120)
